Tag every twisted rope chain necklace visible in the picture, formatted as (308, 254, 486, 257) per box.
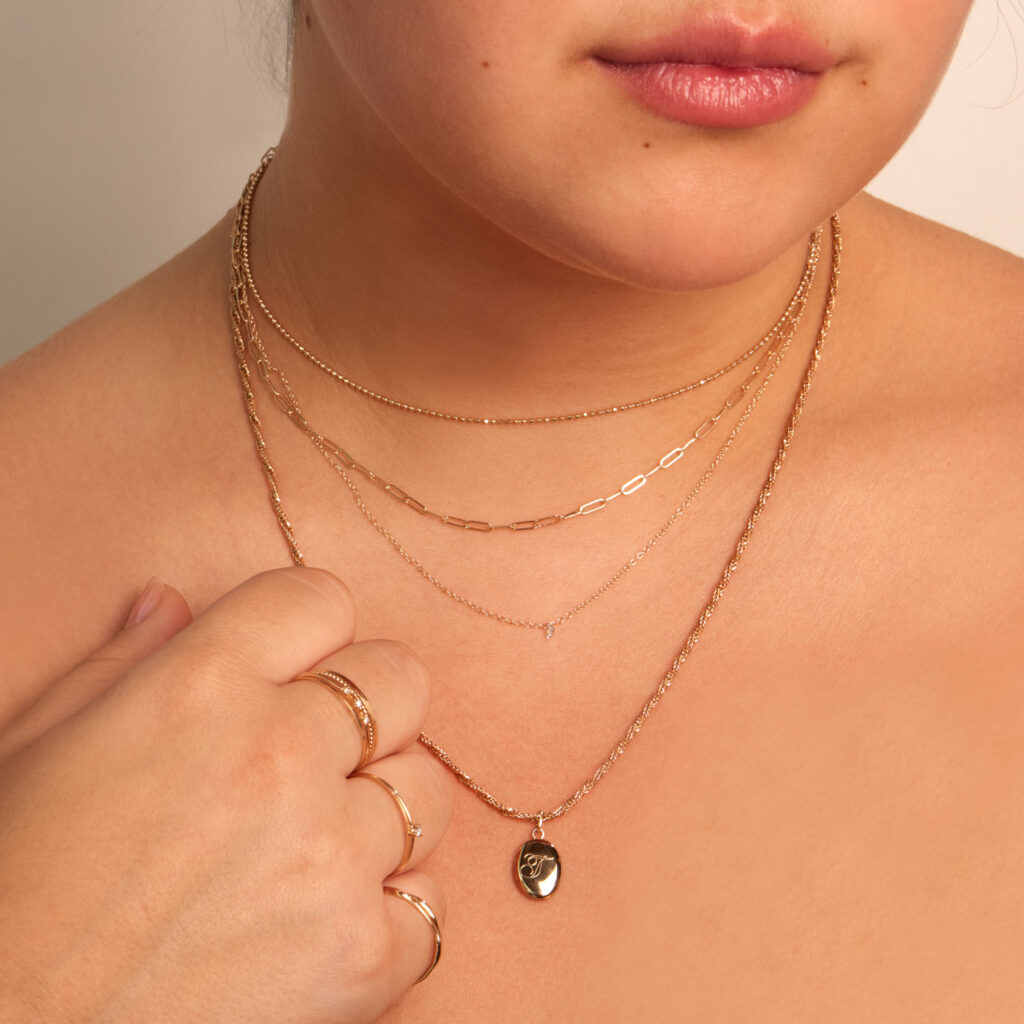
(228, 158, 842, 896)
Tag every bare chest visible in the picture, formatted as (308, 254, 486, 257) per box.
(6, 365, 1024, 1022)
(379, 613, 1023, 1022)
(266, 487, 1024, 1020)
(268, 422, 1022, 1021)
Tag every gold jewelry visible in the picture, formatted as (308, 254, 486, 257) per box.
(243, 314, 793, 640)
(295, 670, 377, 769)
(383, 887, 442, 983)
(239, 147, 817, 426)
(516, 822, 561, 900)
(232, 161, 814, 640)
(232, 179, 808, 639)
(421, 216, 841, 898)
(355, 772, 423, 876)
(230, 157, 842, 896)
(251, 329, 789, 533)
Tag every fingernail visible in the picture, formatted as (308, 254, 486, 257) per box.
(126, 577, 163, 627)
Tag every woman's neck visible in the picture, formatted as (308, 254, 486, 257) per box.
(248, 37, 817, 419)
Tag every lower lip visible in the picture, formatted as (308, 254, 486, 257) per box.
(594, 59, 820, 128)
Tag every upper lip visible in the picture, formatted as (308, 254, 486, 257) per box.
(592, 13, 837, 73)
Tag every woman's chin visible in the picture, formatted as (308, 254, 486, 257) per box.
(521, 209, 824, 295)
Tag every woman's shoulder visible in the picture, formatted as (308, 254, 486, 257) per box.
(812, 194, 1024, 644)
(829, 193, 1023, 434)
(0, 215, 261, 722)
(0, 217, 243, 530)
(850, 192, 1023, 347)
(1, 216, 233, 406)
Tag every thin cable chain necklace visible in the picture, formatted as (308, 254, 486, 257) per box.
(237, 229, 798, 641)
(228, 163, 842, 893)
(240, 147, 814, 427)
(251, 325, 792, 642)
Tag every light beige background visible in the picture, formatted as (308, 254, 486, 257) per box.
(1, 2, 1022, 366)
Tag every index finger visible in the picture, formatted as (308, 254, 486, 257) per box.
(139, 566, 356, 689)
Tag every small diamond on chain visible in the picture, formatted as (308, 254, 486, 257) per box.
(544, 622, 556, 640)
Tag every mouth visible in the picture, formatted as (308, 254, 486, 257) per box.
(591, 14, 837, 128)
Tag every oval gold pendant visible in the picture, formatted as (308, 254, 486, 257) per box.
(516, 839, 560, 899)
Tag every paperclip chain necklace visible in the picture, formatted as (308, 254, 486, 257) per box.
(239, 147, 816, 427)
(247, 324, 792, 641)
(251, 327, 788, 533)
(228, 160, 842, 894)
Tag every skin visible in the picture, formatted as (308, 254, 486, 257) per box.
(1, 0, 1023, 1020)
(0, 570, 453, 1023)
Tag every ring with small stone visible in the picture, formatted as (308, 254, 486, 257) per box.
(295, 670, 377, 769)
(356, 771, 423, 875)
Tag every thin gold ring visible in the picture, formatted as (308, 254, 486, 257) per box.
(355, 772, 422, 875)
(294, 670, 377, 769)
(383, 886, 442, 984)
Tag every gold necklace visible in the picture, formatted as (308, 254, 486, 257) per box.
(249, 324, 790, 533)
(234, 168, 818, 639)
(248, 324, 792, 641)
(229, 160, 842, 895)
(239, 147, 818, 427)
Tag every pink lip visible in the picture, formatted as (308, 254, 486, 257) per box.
(592, 16, 836, 128)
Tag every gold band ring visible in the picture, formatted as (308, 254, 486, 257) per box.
(355, 772, 422, 875)
(294, 670, 377, 769)
(383, 886, 442, 984)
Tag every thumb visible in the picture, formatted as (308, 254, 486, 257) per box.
(0, 578, 194, 761)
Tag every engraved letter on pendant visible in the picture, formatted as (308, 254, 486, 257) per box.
(516, 839, 560, 899)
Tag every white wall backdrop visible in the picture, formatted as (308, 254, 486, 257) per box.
(2, 2, 1022, 365)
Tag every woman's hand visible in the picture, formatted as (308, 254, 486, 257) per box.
(0, 567, 453, 1024)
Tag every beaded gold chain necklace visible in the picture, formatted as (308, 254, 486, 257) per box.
(239, 146, 817, 426)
